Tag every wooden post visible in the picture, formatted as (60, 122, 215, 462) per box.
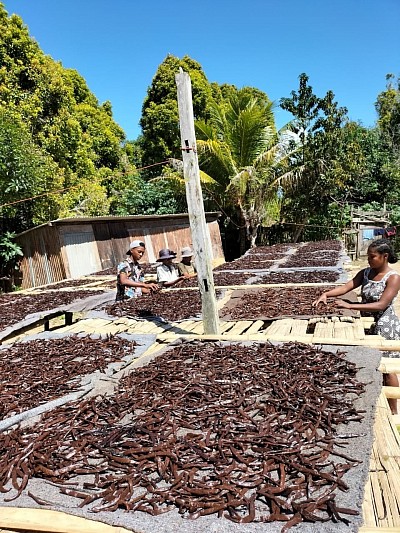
(175, 68, 220, 335)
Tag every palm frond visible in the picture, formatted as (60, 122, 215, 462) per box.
(197, 139, 237, 187)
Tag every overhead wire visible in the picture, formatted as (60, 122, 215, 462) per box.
(0, 160, 171, 210)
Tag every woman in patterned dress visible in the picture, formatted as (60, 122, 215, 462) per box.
(313, 239, 400, 413)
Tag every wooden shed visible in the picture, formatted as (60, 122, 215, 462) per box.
(345, 208, 391, 259)
(15, 213, 224, 289)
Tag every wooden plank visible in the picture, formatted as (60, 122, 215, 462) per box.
(245, 320, 265, 334)
(58, 323, 88, 334)
(176, 321, 200, 333)
(144, 323, 171, 334)
(60, 318, 112, 333)
(153, 332, 390, 348)
(363, 471, 379, 527)
(267, 319, 295, 337)
(263, 321, 280, 335)
(387, 457, 400, 525)
(362, 483, 376, 527)
(91, 319, 129, 334)
(370, 452, 388, 525)
(264, 319, 293, 336)
(222, 282, 343, 288)
(289, 319, 308, 336)
(191, 322, 204, 334)
(227, 320, 253, 335)
(383, 386, 400, 399)
(133, 320, 161, 333)
(147, 321, 175, 333)
(358, 526, 399, 533)
(314, 321, 334, 338)
(352, 320, 366, 340)
(333, 321, 354, 339)
(362, 391, 400, 530)
(361, 316, 375, 326)
(139, 341, 166, 357)
(219, 321, 237, 333)
(112, 317, 137, 327)
(362, 469, 385, 527)
(0, 508, 131, 533)
(216, 289, 233, 309)
(378, 469, 396, 527)
(121, 319, 139, 330)
(380, 359, 400, 374)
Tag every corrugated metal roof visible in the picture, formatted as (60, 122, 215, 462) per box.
(15, 213, 222, 237)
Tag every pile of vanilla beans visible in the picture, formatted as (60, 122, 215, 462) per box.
(0, 335, 134, 419)
(0, 341, 364, 530)
(226, 286, 338, 319)
(0, 290, 107, 331)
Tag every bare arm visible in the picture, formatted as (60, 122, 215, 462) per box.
(312, 270, 365, 307)
(119, 272, 159, 292)
(160, 275, 186, 288)
(335, 273, 400, 311)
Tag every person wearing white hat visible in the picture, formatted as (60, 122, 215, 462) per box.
(177, 246, 197, 278)
(156, 248, 186, 287)
(116, 240, 159, 301)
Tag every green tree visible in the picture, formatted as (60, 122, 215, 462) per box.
(279, 73, 348, 241)
(195, 87, 286, 253)
(139, 55, 213, 177)
(0, 231, 23, 292)
(115, 174, 186, 216)
(374, 74, 400, 208)
(0, 3, 129, 225)
(376, 74, 400, 154)
(0, 109, 63, 232)
(336, 122, 399, 206)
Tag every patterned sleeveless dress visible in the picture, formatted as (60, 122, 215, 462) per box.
(361, 267, 400, 343)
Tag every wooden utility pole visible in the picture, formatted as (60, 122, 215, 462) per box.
(175, 68, 220, 335)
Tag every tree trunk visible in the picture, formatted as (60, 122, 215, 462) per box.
(293, 223, 306, 243)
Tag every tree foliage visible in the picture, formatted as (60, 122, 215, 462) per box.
(115, 174, 187, 216)
(0, 109, 63, 231)
(0, 231, 23, 292)
(1, 2, 398, 257)
(376, 74, 400, 153)
(196, 87, 288, 252)
(139, 55, 213, 177)
(279, 73, 350, 240)
(0, 3, 129, 230)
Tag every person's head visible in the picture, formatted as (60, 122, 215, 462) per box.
(156, 248, 176, 265)
(180, 246, 193, 264)
(367, 239, 398, 268)
(127, 240, 146, 261)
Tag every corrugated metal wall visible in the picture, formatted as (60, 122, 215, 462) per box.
(17, 224, 66, 289)
(15, 214, 224, 289)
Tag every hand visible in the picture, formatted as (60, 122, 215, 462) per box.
(312, 294, 327, 307)
(146, 283, 160, 292)
(334, 299, 351, 309)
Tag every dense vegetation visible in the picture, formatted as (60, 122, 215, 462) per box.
(0, 2, 399, 274)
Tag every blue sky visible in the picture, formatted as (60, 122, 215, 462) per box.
(3, 0, 399, 140)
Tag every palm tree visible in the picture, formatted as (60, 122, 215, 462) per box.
(195, 89, 293, 252)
